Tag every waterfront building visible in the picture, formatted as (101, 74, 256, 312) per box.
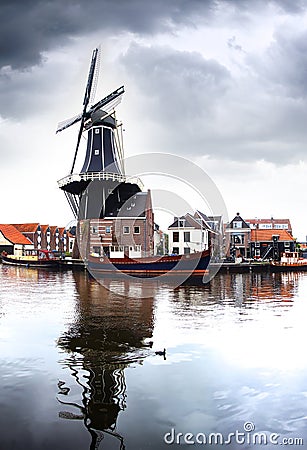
(86, 190, 154, 258)
(225, 213, 296, 260)
(168, 212, 212, 255)
(0, 224, 34, 256)
(12, 223, 43, 249)
(194, 211, 224, 260)
(10, 223, 73, 254)
(250, 229, 295, 259)
(225, 213, 251, 258)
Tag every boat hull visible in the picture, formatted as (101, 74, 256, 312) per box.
(87, 250, 210, 278)
(1, 255, 59, 268)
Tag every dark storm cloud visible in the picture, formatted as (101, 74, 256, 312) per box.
(0, 0, 214, 70)
(1, 0, 306, 70)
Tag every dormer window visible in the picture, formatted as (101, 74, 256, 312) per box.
(233, 221, 242, 228)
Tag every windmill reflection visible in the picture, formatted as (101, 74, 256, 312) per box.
(57, 271, 156, 449)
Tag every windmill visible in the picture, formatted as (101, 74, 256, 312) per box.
(57, 48, 142, 219)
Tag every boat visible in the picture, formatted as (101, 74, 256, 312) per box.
(56, 48, 211, 280)
(270, 252, 307, 271)
(87, 249, 210, 278)
(1, 249, 59, 268)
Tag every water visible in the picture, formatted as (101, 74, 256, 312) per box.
(0, 265, 307, 449)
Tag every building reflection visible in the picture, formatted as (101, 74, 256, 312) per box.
(57, 271, 156, 449)
(170, 271, 297, 306)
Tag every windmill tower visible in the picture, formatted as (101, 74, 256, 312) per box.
(56, 48, 143, 221)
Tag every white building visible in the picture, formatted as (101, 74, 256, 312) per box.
(168, 213, 210, 255)
(0, 224, 34, 256)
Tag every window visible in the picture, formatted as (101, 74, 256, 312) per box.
(93, 246, 101, 255)
(94, 149, 99, 155)
(255, 249, 260, 257)
(233, 235, 243, 244)
(184, 231, 190, 242)
(184, 247, 190, 254)
(95, 128, 100, 134)
(92, 226, 98, 234)
(123, 226, 130, 234)
(284, 242, 290, 247)
(233, 221, 242, 228)
(179, 220, 185, 227)
(255, 242, 260, 247)
(173, 231, 179, 242)
(172, 247, 179, 254)
(106, 226, 111, 234)
(134, 226, 140, 234)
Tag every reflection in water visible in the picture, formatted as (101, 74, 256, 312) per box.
(57, 272, 156, 449)
(56, 270, 302, 448)
(1, 264, 306, 449)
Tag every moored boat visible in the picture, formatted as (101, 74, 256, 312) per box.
(87, 248, 210, 278)
(1, 249, 59, 268)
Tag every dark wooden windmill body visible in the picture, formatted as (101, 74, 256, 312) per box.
(57, 48, 142, 221)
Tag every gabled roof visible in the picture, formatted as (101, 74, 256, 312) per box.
(40, 225, 50, 233)
(12, 223, 40, 233)
(227, 213, 250, 229)
(250, 229, 295, 242)
(58, 227, 66, 236)
(49, 226, 59, 234)
(194, 210, 216, 230)
(112, 192, 149, 218)
(169, 213, 205, 230)
(0, 224, 33, 245)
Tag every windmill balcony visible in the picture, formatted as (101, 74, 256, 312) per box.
(57, 172, 144, 191)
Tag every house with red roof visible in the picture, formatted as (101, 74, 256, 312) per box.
(250, 228, 295, 260)
(0, 224, 34, 256)
(225, 213, 296, 260)
(11, 223, 73, 254)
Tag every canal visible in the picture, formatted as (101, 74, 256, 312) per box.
(0, 265, 306, 449)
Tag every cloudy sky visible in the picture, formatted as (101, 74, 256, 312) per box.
(2, 0, 307, 238)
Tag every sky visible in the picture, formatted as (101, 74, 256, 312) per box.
(1, 0, 307, 239)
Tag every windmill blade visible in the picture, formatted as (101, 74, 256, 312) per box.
(56, 112, 83, 133)
(56, 48, 100, 134)
(103, 93, 124, 113)
(70, 48, 100, 173)
(70, 114, 86, 174)
(88, 86, 124, 116)
(83, 47, 99, 108)
(89, 45, 101, 105)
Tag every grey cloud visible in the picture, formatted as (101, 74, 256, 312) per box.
(120, 43, 231, 119)
(0, 0, 214, 70)
(119, 43, 307, 165)
(250, 27, 307, 99)
(1, 0, 306, 71)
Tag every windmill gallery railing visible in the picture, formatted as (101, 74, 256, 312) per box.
(57, 171, 144, 191)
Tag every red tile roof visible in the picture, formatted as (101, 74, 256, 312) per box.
(12, 223, 40, 233)
(0, 224, 33, 245)
(250, 229, 294, 242)
(40, 225, 49, 233)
